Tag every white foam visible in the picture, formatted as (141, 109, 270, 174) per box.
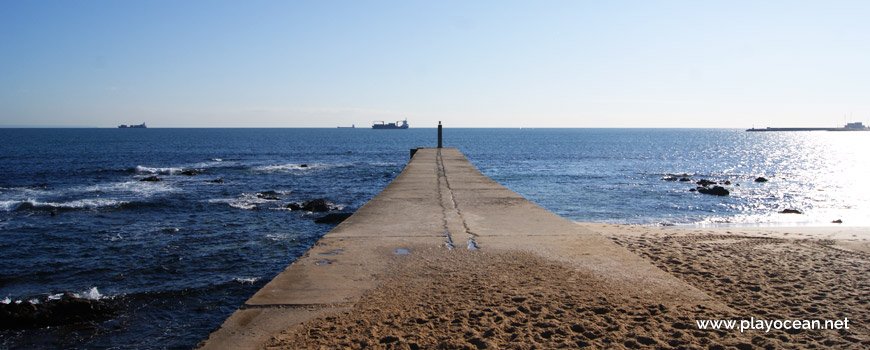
(0, 200, 21, 212)
(73, 287, 103, 300)
(47, 293, 64, 301)
(135, 165, 183, 175)
(232, 277, 260, 284)
(208, 194, 272, 210)
(252, 163, 323, 172)
(1, 296, 10, 304)
(30, 198, 128, 209)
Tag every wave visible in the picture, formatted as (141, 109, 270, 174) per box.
(251, 163, 325, 172)
(8, 198, 129, 211)
(135, 165, 184, 175)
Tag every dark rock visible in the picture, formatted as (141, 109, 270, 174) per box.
(724, 180, 731, 185)
(285, 203, 302, 210)
(50, 210, 57, 217)
(205, 178, 224, 184)
(314, 213, 353, 224)
(299, 164, 308, 168)
(697, 186, 729, 196)
(0, 294, 115, 329)
(696, 179, 717, 187)
(779, 209, 802, 214)
(256, 191, 282, 201)
(663, 176, 678, 182)
(179, 169, 201, 176)
(689, 188, 697, 192)
(679, 177, 692, 182)
(755, 177, 768, 183)
(832, 219, 843, 224)
(140, 176, 162, 182)
(302, 199, 330, 212)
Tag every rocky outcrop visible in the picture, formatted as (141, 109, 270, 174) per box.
(779, 209, 802, 214)
(256, 191, 282, 201)
(179, 169, 201, 176)
(302, 199, 330, 212)
(286, 199, 332, 212)
(140, 176, 162, 182)
(696, 179, 717, 187)
(755, 177, 769, 183)
(697, 186, 729, 196)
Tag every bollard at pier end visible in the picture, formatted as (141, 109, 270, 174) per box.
(438, 121, 442, 148)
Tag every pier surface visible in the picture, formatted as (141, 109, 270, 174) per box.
(199, 148, 725, 349)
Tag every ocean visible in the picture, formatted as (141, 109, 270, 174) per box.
(1, 128, 868, 349)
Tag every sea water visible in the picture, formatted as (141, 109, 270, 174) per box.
(1, 128, 868, 348)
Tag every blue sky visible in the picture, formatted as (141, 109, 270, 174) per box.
(1, 1, 868, 127)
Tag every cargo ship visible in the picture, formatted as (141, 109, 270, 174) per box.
(372, 119, 409, 129)
(118, 122, 147, 129)
(746, 122, 868, 132)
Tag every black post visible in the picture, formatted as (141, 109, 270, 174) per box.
(437, 121, 442, 148)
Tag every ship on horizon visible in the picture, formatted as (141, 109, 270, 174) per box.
(118, 122, 147, 129)
(746, 122, 868, 132)
(372, 119, 409, 129)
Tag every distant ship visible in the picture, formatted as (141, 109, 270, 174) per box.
(337, 124, 355, 129)
(372, 119, 409, 129)
(746, 122, 869, 132)
(118, 122, 147, 129)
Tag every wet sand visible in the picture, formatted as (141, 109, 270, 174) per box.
(264, 224, 869, 349)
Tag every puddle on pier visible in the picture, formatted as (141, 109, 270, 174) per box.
(467, 238, 479, 250)
(394, 248, 411, 255)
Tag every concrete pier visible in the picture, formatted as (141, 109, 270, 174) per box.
(199, 148, 721, 349)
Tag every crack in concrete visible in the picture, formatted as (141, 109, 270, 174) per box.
(436, 149, 478, 250)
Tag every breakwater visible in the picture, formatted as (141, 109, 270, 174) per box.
(198, 147, 719, 349)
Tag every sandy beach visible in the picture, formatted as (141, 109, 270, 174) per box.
(261, 223, 869, 349)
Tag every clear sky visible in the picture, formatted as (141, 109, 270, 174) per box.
(1, 1, 868, 128)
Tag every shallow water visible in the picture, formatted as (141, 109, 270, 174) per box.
(1, 128, 868, 348)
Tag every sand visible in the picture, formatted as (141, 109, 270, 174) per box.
(263, 224, 869, 349)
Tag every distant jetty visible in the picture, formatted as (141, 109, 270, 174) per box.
(118, 122, 147, 129)
(747, 122, 868, 132)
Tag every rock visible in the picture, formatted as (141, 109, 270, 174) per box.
(696, 179, 717, 187)
(299, 164, 308, 168)
(179, 169, 201, 176)
(256, 191, 282, 201)
(832, 219, 843, 224)
(663, 176, 678, 182)
(724, 180, 731, 185)
(302, 199, 330, 212)
(314, 213, 353, 224)
(205, 178, 224, 184)
(780, 209, 802, 214)
(0, 294, 115, 329)
(697, 186, 729, 196)
(689, 188, 697, 192)
(755, 177, 768, 183)
(678, 177, 692, 182)
(285, 203, 302, 210)
(140, 176, 162, 182)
